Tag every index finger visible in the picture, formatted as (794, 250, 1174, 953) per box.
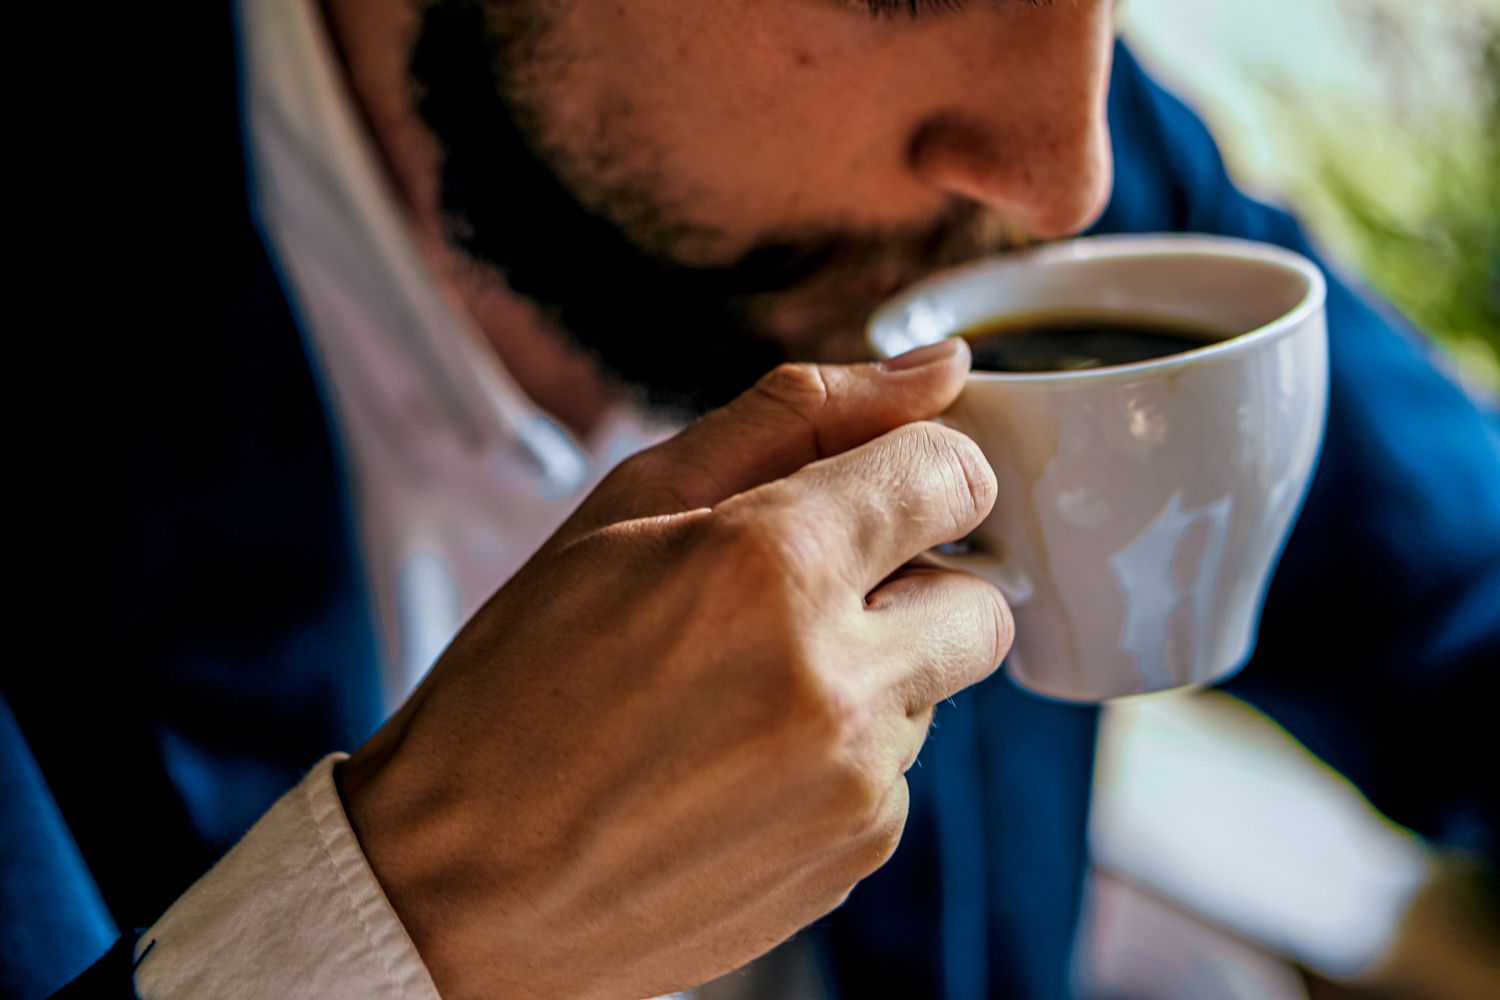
(719, 420, 998, 593)
(566, 342, 972, 538)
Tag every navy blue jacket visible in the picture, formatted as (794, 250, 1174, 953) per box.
(8, 4, 1498, 997)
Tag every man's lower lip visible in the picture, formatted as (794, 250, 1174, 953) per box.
(777, 324, 876, 362)
(822, 273, 912, 304)
(868, 275, 911, 300)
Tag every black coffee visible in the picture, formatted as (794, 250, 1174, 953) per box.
(961, 312, 1224, 373)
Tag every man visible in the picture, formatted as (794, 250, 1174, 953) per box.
(9, 0, 1497, 997)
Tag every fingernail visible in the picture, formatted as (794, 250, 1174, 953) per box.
(878, 338, 965, 372)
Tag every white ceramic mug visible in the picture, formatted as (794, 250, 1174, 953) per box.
(868, 234, 1329, 702)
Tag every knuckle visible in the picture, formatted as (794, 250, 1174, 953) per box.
(823, 885, 857, 917)
(747, 363, 832, 429)
(704, 496, 819, 585)
(806, 783, 906, 922)
(865, 784, 910, 869)
(765, 634, 829, 718)
(593, 449, 670, 507)
(603, 448, 667, 492)
(985, 586, 1016, 668)
(777, 674, 880, 810)
(602, 448, 716, 515)
(905, 422, 997, 528)
(827, 763, 888, 838)
(844, 781, 909, 876)
(779, 661, 858, 747)
(800, 872, 861, 925)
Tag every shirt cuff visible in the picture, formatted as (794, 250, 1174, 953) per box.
(133, 753, 440, 999)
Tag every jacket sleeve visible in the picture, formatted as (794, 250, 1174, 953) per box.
(1101, 43, 1500, 862)
(50, 938, 140, 1000)
(0, 691, 133, 998)
(3, 730, 442, 1000)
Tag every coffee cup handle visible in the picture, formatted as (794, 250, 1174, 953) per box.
(913, 541, 1035, 607)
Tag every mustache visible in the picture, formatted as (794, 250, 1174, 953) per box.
(412, 0, 1037, 415)
(708, 202, 1036, 302)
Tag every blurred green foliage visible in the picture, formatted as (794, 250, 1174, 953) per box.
(1274, 6, 1500, 391)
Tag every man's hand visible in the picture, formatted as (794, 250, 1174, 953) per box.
(339, 339, 1012, 1000)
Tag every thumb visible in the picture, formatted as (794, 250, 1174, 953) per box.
(588, 338, 972, 524)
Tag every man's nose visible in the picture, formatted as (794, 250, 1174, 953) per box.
(907, 38, 1114, 241)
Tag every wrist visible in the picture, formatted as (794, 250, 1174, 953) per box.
(338, 736, 468, 990)
(337, 733, 567, 1000)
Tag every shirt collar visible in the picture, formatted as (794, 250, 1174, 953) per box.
(235, 0, 620, 489)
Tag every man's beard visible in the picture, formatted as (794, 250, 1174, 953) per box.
(411, 0, 1032, 417)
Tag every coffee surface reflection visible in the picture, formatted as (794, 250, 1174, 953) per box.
(960, 312, 1226, 373)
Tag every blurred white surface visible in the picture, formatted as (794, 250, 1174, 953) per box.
(1088, 692, 1429, 977)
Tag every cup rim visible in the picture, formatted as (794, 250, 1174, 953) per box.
(866, 233, 1328, 384)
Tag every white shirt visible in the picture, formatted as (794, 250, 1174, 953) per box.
(133, 1, 824, 996)
(225, 0, 675, 706)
